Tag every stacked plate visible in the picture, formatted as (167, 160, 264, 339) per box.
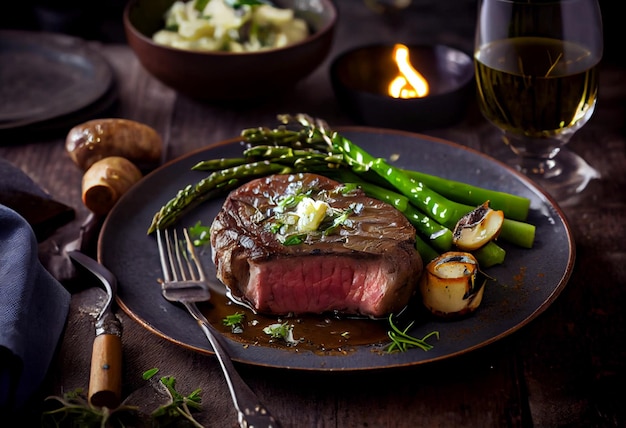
(0, 30, 117, 136)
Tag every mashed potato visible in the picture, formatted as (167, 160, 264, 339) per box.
(152, 0, 309, 52)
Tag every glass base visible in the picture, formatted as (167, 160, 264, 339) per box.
(484, 140, 600, 205)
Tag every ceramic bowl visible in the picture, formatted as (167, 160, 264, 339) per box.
(330, 44, 475, 130)
(124, 0, 337, 102)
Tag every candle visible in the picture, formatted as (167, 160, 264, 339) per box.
(388, 44, 430, 99)
(330, 43, 474, 131)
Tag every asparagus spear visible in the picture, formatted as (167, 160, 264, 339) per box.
(400, 169, 530, 222)
(148, 114, 534, 266)
(193, 140, 532, 230)
(414, 235, 440, 265)
(339, 177, 505, 265)
(148, 161, 291, 233)
(351, 181, 454, 253)
(193, 119, 533, 232)
(327, 131, 535, 249)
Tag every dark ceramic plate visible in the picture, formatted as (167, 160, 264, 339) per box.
(98, 127, 575, 371)
(0, 30, 114, 130)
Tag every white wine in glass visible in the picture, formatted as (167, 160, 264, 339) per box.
(474, 0, 603, 200)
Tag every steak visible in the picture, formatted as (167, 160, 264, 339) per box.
(210, 173, 422, 318)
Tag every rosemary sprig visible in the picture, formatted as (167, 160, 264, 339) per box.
(41, 388, 138, 427)
(41, 370, 204, 427)
(384, 314, 439, 353)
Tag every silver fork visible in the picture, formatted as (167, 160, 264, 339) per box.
(157, 228, 282, 428)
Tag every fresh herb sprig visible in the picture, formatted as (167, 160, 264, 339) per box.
(189, 221, 211, 246)
(41, 389, 138, 427)
(223, 312, 246, 333)
(263, 322, 301, 346)
(384, 314, 439, 353)
(143, 368, 203, 427)
(42, 370, 204, 427)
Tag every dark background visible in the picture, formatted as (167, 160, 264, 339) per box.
(0, 0, 621, 66)
(0, 0, 128, 43)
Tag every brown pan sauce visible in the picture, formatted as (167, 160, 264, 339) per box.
(199, 290, 428, 356)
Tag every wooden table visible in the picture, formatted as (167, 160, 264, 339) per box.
(2, 1, 625, 426)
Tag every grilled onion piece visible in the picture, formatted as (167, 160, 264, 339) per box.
(452, 201, 504, 251)
(419, 251, 486, 318)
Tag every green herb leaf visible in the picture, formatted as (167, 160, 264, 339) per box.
(151, 375, 203, 426)
(223, 312, 245, 326)
(226, 0, 268, 8)
(282, 234, 305, 245)
(189, 220, 211, 246)
(275, 189, 313, 212)
(194, 0, 210, 11)
(142, 367, 159, 380)
(269, 221, 283, 233)
(323, 205, 355, 235)
(223, 312, 245, 333)
(263, 322, 301, 346)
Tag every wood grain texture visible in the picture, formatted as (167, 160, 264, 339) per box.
(1, 1, 624, 426)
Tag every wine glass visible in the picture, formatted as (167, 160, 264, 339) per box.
(474, 0, 603, 201)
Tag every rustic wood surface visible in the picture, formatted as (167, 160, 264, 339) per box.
(1, 1, 625, 426)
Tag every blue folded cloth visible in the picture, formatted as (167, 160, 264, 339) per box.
(0, 203, 71, 411)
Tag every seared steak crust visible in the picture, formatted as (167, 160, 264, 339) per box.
(210, 173, 422, 318)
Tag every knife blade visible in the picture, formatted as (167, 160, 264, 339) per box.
(68, 250, 123, 409)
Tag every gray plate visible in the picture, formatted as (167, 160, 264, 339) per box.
(0, 30, 113, 130)
(98, 127, 575, 371)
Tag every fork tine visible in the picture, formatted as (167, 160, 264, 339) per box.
(182, 228, 207, 281)
(172, 229, 188, 281)
(156, 228, 173, 282)
(174, 228, 199, 282)
(158, 228, 206, 284)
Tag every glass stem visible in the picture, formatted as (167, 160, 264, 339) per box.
(502, 132, 566, 179)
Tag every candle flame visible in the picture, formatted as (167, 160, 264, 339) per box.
(388, 44, 429, 99)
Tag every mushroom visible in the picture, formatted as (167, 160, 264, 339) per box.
(82, 156, 143, 216)
(66, 118, 162, 172)
(419, 251, 486, 318)
(452, 201, 504, 251)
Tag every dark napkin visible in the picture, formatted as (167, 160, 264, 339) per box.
(0, 158, 74, 242)
(0, 204, 71, 411)
(0, 158, 72, 411)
